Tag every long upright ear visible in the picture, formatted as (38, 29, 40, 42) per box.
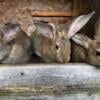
(68, 12, 95, 39)
(72, 34, 91, 49)
(34, 20, 56, 39)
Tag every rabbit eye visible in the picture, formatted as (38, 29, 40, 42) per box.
(56, 45, 59, 50)
(56, 43, 59, 50)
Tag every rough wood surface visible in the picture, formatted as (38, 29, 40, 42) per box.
(0, 93, 100, 100)
(0, 64, 99, 93)
(0, 64, 99, 99)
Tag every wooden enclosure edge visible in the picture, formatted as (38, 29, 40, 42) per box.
(0, 64, 99, 93)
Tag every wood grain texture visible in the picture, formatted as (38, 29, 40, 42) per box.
(0, 64, 99, 93)
(31, 11, 72, 17)
(0, 64, 99, 99)
(72, 0, 88, 16)
(0, 93, 100, 100)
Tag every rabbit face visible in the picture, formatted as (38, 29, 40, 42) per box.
(48, 40, 70, 63)
(52, 33, 71, 63)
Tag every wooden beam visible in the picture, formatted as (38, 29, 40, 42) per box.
(0, 64, 99, 93)
(31, 11, 73, 17)
(1, 92, 100, 100)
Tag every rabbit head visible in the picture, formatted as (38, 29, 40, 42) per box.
(30, 21, 71, 63)
(28, 12, 94, 63)
(72, 33, 100, 66)
(1, 21, 21, 43)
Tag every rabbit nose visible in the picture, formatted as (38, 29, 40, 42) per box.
(58, 56, 70, 63)
(57, 54, 70, 63)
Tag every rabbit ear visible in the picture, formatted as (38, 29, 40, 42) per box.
(34, 20, 56, 39)
(2, 22, 20, 42)
(68, 12, 95, 39)
(72, 34, 90, 49)
(27, 24, 36, 36)
(3, 30, 17, 42)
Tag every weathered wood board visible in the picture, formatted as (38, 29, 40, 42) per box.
(0, 64, 99, 100)
(0, 64, 99, 92)
(0, 93, 100, 100)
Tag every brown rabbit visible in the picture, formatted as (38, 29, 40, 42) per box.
(28, 12, 94, 63)
(71, 33, 100, 66)
(0, 21, 31, 64)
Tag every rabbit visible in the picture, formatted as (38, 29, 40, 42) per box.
(71, 33, 100, 66)
(28, 12, 95, 63)
(0, 21, 32, 64)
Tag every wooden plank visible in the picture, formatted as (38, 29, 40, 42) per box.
(31, 11, 73, 17)
(0, 64, 99, 99)
(0, 64, 99, 93)
(0, 93, 100, 100)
